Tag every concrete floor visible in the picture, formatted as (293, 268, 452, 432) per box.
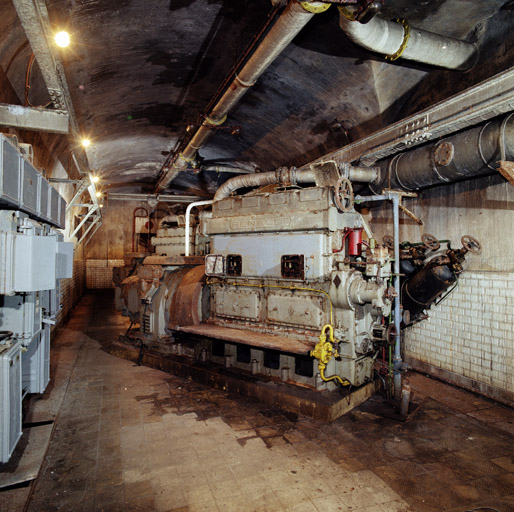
(2, 291, 514, 512)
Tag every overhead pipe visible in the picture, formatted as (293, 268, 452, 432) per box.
(214, 166, 316, 201)
(338, 8, 478, 71)
(370, 113, 514, 194)
(155, 0, 330, 193)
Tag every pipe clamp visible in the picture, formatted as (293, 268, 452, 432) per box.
(300, 2, 331, 14)
(235, 74, 256, 88)
(204, 114, 227, 127)
(385, 18, 411, 61)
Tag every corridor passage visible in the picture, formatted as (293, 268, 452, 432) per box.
(3, 292, 514, 512)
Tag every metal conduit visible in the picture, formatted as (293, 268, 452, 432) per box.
(214, 167, 316, 201)
(339, 10, 478, 71)
(155, 0, 328, 193)
(370, 113, 514, 194)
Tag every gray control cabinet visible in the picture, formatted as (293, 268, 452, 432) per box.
(0, 136, 73, 464)
(0, 340, 22, 463)
(22, 327, 50, 394)
(0, 134, 65, 228)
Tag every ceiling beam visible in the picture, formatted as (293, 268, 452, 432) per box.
(12, 0, 89, 174)
(0, 103, 69, 133)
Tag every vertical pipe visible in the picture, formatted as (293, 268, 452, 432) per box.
(392, 194, 402, 400)
(185, 200, 214, 256)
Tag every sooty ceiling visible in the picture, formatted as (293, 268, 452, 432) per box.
(1, 0, 513, 196)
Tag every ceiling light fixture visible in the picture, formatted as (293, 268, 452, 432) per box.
(96, 191, 102, 198)
(55, 31, 70, 48)
(90, 176, 100, 183)
(81, 138, 91, 148)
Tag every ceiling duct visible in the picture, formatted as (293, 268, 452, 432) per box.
(155, 0, 330, 193)
(338, 8, 478, 71)
(370, 113, 514, 193)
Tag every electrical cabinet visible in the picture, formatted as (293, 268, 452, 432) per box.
(0, 339, 22, 463)
(0, 135, 73, 464)
(22, 326, 50, 394)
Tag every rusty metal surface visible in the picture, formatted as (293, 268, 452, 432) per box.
(109, 339, 371, 421)
(177, 324, 316, 355)
(168, 265, 206, 328)
(434, 141, 455, 166)
(137, 265, 163, 281)
(498, 160, 514, 185)
(143, 256, 205, 266)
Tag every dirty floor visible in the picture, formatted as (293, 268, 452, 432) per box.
(2, 291, 514, 512)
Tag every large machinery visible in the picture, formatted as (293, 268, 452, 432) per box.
(0, 134, 73, 463)
(114, 163, 478, 417)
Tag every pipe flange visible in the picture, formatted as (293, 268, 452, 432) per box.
(300, 2, 331, 14)
(433, 141, 454, 167)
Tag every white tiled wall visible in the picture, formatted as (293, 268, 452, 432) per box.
(86, 259, 124, 289)
(404, 271, 514, 394)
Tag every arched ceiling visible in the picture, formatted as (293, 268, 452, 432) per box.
(1, 0, 513, 197)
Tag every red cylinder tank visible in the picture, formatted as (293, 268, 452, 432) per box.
(348, 228, 363, 256)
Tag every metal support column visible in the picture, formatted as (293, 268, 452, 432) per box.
(391, 193, 402, 401)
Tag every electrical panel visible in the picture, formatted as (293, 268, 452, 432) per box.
(0, 135, 73, 464)
(0, 339, 22, 463)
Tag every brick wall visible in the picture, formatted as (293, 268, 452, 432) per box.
(86, 259, 124, 289)
(404, 270, 514, 403)
(57, 258, 86, 325)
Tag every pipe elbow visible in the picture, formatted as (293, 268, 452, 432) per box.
(338, 10, 478, 71)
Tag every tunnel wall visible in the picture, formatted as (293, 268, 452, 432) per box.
(84, 200, 170, 288)
(370, 173, 514, 404)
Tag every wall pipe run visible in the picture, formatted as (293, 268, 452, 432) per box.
(155, 1, 329, 192)
(338, 9, 478, 71)
(370, 113, 514, 194)
(185, 200, 214, 256)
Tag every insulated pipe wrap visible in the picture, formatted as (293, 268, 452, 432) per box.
(214, 167, 316, 201)
(339, 13, 477, 71)
(371, 114, 514, 193)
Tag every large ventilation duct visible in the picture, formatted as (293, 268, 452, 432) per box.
(155, 0, 329, 193)
(214, 166, 316, 201)
(370, 113, 514, 194)
(338, 9, 478, 71)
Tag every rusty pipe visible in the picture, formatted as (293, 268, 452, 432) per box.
(155, 1, 329, 192)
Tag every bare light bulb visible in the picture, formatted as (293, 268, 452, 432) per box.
(90, 176, 100, 183)
(55, 31, 70, 48)
(81, 139, 91, 148)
